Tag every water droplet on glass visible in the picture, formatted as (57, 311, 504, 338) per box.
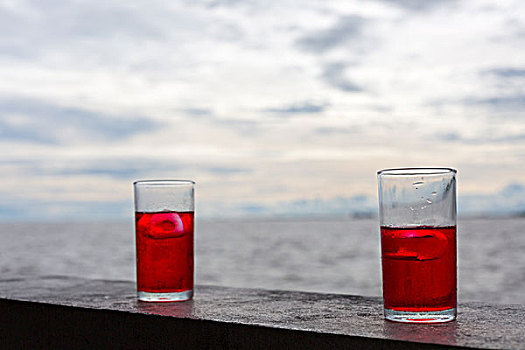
(431, 191, 437, 196)
(413, 181, 424, 186)
(426, 198, 432, 204)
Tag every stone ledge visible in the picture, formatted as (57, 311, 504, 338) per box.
(0, 276, 523, 349)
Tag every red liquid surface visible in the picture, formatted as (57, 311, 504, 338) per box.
(381, 226, 456, 312)
(136, 211, 194, 293)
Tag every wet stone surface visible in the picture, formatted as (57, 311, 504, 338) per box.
(1, 276, 524, 349)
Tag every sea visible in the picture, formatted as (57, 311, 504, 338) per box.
(1, 217, 524, 305)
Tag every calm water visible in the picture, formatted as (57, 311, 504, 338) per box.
(1, 217, 524, 305)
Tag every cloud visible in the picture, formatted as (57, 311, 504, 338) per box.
(273, 195, 376, 217)
(209, 118, 261, 137)
(295, 15, 366, 53)
(0, 1, 523, 222)
(193, 0, 245, 8)
(56, 165, 152, 179)
(314, 126, 362, 135)
(264, 101, 329, 115)
(0, 158, 174, 182)
(459, 183, 525, 215)
(209, 194, 378, 218)
(0, 157, 249, 183)
(0, 99, 159, 144)
(224, 182, 525, 218)
(321, 62, 363, 92)
(207, 167, 251, 175)
(0, 196, 130, 222)
(0, 2, 164, 60)
(483, 67, 525, 78)
(435, 132, 525, 144)
(250, 182, 525, 218)
(372, 0, 459, 11)
(54, 5, 162, 39)
(183, 108, 213, 117)
(462, 96, 525, 111)
(0, 6, 30, 58)
(429, 93, 525, 118)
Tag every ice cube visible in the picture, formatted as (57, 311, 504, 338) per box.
(383, 229, 448, 261)
(146, 212, 185, 239)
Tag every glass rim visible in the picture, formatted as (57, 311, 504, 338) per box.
(133, 179, 195, 186)
(377, 167, 457, 176)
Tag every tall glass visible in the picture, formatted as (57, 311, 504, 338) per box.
(377, 168, 457, 323)
(134, 180, 195, 302)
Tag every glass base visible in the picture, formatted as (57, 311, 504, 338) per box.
(138, 290, 193, 302)
(384, 307, 456, 323)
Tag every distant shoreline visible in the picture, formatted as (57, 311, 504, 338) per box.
(1, 212, 524, 224)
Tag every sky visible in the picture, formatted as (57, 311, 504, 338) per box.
(0, 0, 524, 221)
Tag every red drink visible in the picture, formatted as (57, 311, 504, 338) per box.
(135, 211, 194, 295)
(381, 226, 456, 313)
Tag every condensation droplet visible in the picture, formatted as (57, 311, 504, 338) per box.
(426, 198, 432, 204)
(431, 191, 437, 196)
(413, 181, 424, 186)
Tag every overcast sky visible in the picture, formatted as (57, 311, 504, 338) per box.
(0, 0, 524, 220)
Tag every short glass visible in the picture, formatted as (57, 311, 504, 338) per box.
(377, 168, 457, 323)
(134, 180, 195, 302)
